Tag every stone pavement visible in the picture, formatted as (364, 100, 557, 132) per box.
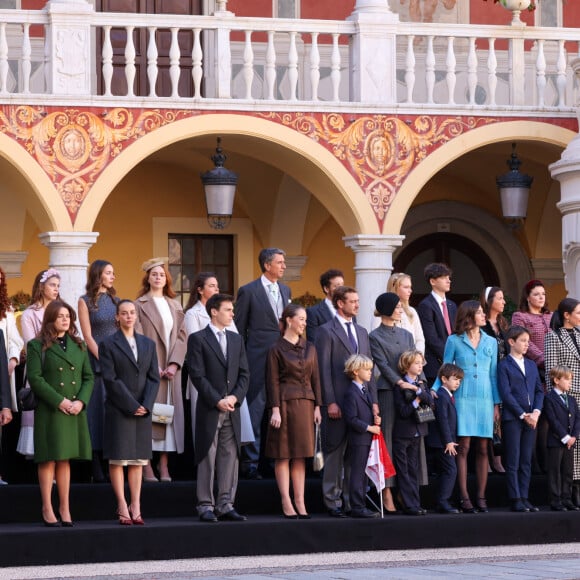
(3, 544, 580, 580)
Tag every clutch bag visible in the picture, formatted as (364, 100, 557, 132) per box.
(152, 402, 174, 425)
(313, 423, 324, 471)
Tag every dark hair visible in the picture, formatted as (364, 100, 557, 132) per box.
(85, 260, 116, 310)
(185, 272, 217, 312)
(480, 286, 508, 332)
(30, 269, 61, 308)
(280, 303, 306, 332)
(424, 262, 452, 285)
(258, 248, 285, 273)
(137, 263, 176, 299)
(550, 298, 580, 331)
(0, 266, 10, 320)
(454, 300, 482, 335)
(320, 269, 344, 293)
(506, 324, 530, 343)
(332, 285, 357, 311)
(116, 298, 134, 314)
(518, 279, 549, 314)
(438, 362, 465, 381)
(205, 293, 233, 317)
(38, 300, 84, 350)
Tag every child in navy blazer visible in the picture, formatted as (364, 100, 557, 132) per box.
(426, 363, 464, 514)
(544, 365, 580, 511)
(343, 354, 381, 519)
(498, 325, 544, 513)
(393, 350, 433, 515)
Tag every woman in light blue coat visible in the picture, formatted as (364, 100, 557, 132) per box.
(433, 300, 500, 514)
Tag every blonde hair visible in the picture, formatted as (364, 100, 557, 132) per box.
(398, 350, 425, 375)
(387, 272, 414, 323)
(344, 354, 373, 379)
(549, 364, 573, 385)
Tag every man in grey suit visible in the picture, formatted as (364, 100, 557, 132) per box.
(187, 294, 250, 522)
(306, 269, 344, 344)
(315, 286, 378, 517)
(235, 248, 291, 479)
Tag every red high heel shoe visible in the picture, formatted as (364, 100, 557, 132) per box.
(117, 509, 132, 526)
(129, 507, 145, 525)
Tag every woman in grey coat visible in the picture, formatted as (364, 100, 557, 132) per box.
(369, 292, 423, 513)
(99, 300, 160, 525)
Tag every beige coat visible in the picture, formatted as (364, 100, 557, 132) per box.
(135, 293, 187, 453)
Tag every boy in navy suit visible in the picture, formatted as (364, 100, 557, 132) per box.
(343, 354, 381, 519)
(393, 350, 433, 515)
(544, 365, 580, 511)
(427, 363, 464, 514)
(498, 325, 544, 513)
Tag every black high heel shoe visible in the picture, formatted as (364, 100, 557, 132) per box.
(475, 498, 489, 513)
(42, 517, 61, 527)
(459, 498, 476, 514)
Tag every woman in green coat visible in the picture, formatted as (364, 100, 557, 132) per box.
(27, 300, 94, 527)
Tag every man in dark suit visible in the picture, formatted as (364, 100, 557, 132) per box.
(234, 247, 291, 480)
(306, 269, 344, 344)
(543, 365, 580, 511)
(416, 263, 457, 384)
(498, 326, 544, 513)
(0, 330, 12, 429)
(315, 285, 378, 517)
(187, 294, 250, 522)
(427, 363, 463, 514)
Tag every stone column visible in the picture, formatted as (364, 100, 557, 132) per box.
(45, 0, 93, 96)
(343, 234, 405, 330)
(348, 0, 398, 105)
(39, 232, 99, 311)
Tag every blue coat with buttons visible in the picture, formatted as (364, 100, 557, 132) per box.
(27, 336, 94, 463)
(433, 331, 500, 438)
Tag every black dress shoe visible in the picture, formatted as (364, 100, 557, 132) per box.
(297, 513, 311, 519)
(350, 508, 379, 518)
(60, 520, 74, 527)
(436, 503, 459, 514)
(328, 508, 347, 518)
(551, 503, 568, 511)
(218, 509, 247, 522)
(511, 499, 529, 513)
(43, 518, 61, 528)
(199, 510, 218, 522)
(242, 467, 262, 480)
(562, 500, 579, 511)
(403, 507, 422, 516)
(522, 499, 539, 512)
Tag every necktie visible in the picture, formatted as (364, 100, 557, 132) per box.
(217, 330, 227, 360)
(269, 283, 281, 317)
(561, 393, 569, 408)
(362, 386, 367, 394)
(346, 322, 358, 353)
(441, 301, 452, 335)
(451, 393, 456, 405)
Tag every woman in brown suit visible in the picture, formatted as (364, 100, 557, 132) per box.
(135, 258, 187, 482)
(266, 304, 322, 519)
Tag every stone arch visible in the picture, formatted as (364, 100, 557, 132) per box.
(386, 121, 576, 234)
(0, 132, 69, 231)
(75, 114, 379, 235)
(399, 201, 532, 301)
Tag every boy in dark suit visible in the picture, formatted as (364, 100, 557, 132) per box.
(343, 354, 381, 519)
(427, 363, 464, 514)
(187, 293, 250, 522)
(544, 365, 580, 511)
(393, 350, 433, 515)
(498, 325, 544, 513)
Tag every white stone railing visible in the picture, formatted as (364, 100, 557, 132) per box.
(0, 5, 580, 115)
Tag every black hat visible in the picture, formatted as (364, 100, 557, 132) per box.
(375, 292, 400, 317)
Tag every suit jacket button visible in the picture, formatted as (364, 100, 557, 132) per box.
(71, 381, 76, 385)
(59, 367, 63, 372)
(60, 382, 64, 386)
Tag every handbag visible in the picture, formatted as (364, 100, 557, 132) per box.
(414, 404, 436, 424)
(492, 421, 503, 455)
(17, 386, 37, 412)
(152, 402, 174, 425)
(312, 422, 324, 471)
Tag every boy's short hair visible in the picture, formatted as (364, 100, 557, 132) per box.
(398, 350, 425, 375)
(549, 364, 573, 385)
(438, 362, 464, 381)
(506, 324, 530, 343)
(424, 262, 452, 284)
(344, 354, 373, 379)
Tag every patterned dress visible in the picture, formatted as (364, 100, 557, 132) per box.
(80, 293, 118, 452)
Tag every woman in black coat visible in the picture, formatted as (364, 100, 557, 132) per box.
(99, 299, 160, 525)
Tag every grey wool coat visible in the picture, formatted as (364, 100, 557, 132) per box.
(99, 330, 160, 460)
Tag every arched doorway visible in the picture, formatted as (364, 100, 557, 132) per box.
(394, 232, 499, 306)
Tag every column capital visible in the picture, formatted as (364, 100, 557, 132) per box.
(284, 255, 308, 282)
(0, 251, 28, 279)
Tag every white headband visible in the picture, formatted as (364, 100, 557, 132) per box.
(484, 286, 493, 301)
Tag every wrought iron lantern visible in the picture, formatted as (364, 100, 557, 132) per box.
(496, 143, 533, 221)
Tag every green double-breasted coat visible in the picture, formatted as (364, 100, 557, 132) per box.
(27, 337, 94, 463)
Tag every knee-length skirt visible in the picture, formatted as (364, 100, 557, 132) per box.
(265, 399, 315, 460)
